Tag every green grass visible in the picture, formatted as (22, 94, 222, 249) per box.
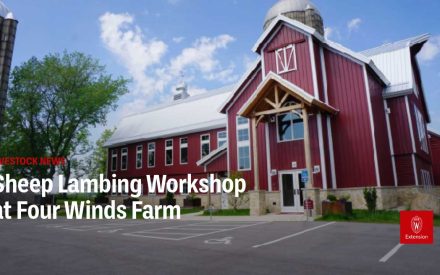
(202, 209, 250, 216)
(317, 209, 440, 227)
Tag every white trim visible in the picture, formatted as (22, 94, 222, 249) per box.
(261, 51, 266, 79)
(319, 47, 329, 104)
(363, 66, 381, 187)
(225, 68, 261, 113)
(165, 139, 173, 166)
(384, 100, 398, 187)
(226, 109, 230, 176)
(326, 117, 337, 189)
(147, 142, 156, 168)
(275, 44, 298, 74)
(236, 116, 251, 171)
(278, 170, 305, 213)
(136, 145, 143, 170)
(265, 123, 272, 192)
(179, 137, 188, 165)
(405, 96, 417, 153)
(120, 147, 128, 171)
(197, 144, 227, 167)
(412, 154, 419, 186)
(200, 134, 211, 159)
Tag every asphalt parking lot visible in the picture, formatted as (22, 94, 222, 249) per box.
(1, 218, 439, 275)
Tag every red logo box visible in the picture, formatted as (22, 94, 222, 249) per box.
(400, 211, 434, 244)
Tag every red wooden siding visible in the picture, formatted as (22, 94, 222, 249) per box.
(368, 71, 394, 186)
(263, 24, 314, 95)
(430, 132, 440, 185)
(387, 97, 413, 155)
(107, 128, 227, 192)
(395, 155, 415, 186)
(323, 49, 377, 188)
(407, 93, 432, 162)
(205, 152, 227, 174)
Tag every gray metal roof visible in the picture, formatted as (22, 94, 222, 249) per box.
(361, 34, 430, 57)
(265, 0, 320, 23)
(105, 85, 234, 148)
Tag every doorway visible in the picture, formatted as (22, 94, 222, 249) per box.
(279, 171, 305, 213)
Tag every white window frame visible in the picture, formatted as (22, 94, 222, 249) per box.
(200, 134, 210, 159)
(147, 142, 155, 168)
(136, 145, 143, 169)
(111, 149, 117, 172)
(165, 139, 173, 166)
(421, 169, 432, 188)
(236, 116, 251, 171)
(182, 180, 188, 195)
(414, 105, 429, 153)
(275, 44, 297, 74)
(120, 148, 128, 171)
(217, 131, 227, 148)
(180, 137, 188, 165)
(276, 111, 305, 143)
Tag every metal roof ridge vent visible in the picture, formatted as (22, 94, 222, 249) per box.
(173, 80, 189, 101)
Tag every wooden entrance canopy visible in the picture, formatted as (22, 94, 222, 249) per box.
(237, 72, 338, 191)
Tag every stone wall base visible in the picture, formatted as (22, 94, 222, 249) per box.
(249, 190, 266, 216)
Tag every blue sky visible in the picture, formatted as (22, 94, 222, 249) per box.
(6, 0, 440, 138)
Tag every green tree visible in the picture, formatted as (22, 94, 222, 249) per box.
(89, 128, 115, 179)
(0, 52, 128, 180)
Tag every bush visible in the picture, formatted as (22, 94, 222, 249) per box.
(363, 188, 377, 213)
(327, 194, 337, 202)
(94, 193, 109, 204)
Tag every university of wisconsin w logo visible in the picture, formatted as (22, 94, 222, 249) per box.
(400, 211, 433, 244)
(410, 216, 423, 234)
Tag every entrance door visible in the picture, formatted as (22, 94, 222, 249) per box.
(280, 171, 305, 213)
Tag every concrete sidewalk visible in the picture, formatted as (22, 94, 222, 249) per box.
(180, 211, 310, 222)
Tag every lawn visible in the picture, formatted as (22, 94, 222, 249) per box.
(317, 209, 440, 227)
(202, 209, 250, 216)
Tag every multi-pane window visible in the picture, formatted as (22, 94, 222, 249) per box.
(121, 148, 128, 171)
(180, 138, 188, 164)
(414, 106, 429, 153)
(217, 131, 227, 147)
(165, 139, 173, 166)
(275, 44, 297, 74)
(148, 143, 155, 168)
(277, 112, 304, 142)
(111, 150, 117, 171)
(236, 116, 251, 170)
(136, 145, 143, 169)
(421, 170, 432, 188)
(201, 134, 210, 158)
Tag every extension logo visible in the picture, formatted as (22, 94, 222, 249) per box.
(400, 211, 433, 244)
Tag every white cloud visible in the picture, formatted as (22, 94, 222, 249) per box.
(99, 12, 168, 95)
(419, 36, 440, 62)
(347, 18, 362, 33)
(172, 36, 185, 43)
(324, 27, 334, 39)
(99, 12, 237, 114)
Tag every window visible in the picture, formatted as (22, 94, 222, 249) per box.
(111, 150, 117, 172)
(217, 131, 227, 147)
(121, 148, 128, 171)
(275, 44, 297, 74)
(201, 134, 210, 158)
(182, 181, 188, 195)
(180, 138, 188, 164)
(136, 145, 143, 169)
(414, 106, 429, 153)
(165, 139, 173, 166)
(236, 116, 251, 170)
(148, 143, 155, 168)
(277, 112, 304, 142)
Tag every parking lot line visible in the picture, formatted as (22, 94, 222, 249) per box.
(177, 221, 270, 240)
(379, 243, 404, 263)
(252, 222, 335, 248)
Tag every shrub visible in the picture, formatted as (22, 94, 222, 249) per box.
(327, 194, 337, 202)
(123, 197, 139, 207)
(363, 188, 377, 213)
(94, 193, 109, 204)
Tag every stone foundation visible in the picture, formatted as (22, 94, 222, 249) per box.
(249, 190, 266, 216)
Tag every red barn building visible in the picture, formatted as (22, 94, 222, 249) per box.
(105, 0, 439, 215)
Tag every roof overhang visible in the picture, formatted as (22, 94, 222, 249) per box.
(196, 144, 227, 167)
(238, 72, 338, 117)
